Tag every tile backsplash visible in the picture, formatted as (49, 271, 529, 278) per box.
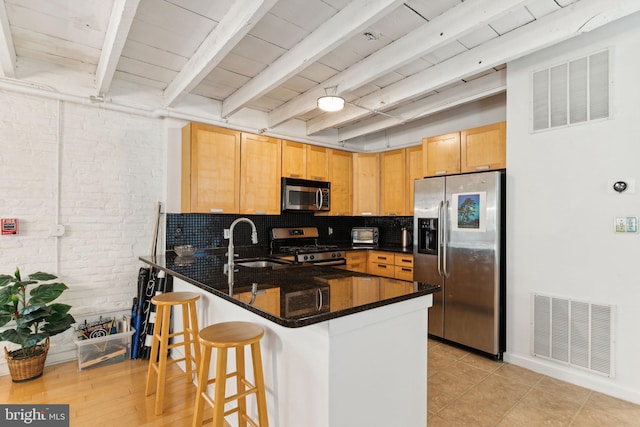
(166, 213, 413, 250)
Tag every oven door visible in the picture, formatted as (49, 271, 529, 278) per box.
(284, 287, 330, 318)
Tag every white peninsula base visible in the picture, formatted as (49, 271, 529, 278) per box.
(172, 278, 432, 427)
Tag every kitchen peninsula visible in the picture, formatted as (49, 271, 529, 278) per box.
(140, 249, 438, 427)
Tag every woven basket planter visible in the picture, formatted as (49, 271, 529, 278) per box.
(4, 338, 50, 382)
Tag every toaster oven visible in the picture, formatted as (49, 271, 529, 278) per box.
(351, 227, 379, 246)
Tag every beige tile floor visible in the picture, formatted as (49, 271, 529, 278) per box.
(427, 339, 640, 426)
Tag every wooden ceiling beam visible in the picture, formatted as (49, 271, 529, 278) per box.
(221, 0, 405, 119)
(163, 0, 277, 108)
(336, 70, 506, 141)
(268, 0, 527, 128)
(0, 0, 16, 78)
(96, 0, 140, 96)
(306, 0, 640, 135)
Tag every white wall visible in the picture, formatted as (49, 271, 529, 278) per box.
(505, 12, 640, 403)
(0, 92, 165, 370)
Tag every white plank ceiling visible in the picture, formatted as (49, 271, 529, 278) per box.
(0, 0, 638, 143)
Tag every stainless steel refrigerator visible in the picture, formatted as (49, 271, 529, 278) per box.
(413, 171, 505, 358)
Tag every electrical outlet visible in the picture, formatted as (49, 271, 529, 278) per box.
(224, 229, 230, 239)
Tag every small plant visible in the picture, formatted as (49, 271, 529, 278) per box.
(0, 268, 75, 358)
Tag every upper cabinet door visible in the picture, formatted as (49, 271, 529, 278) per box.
(380, 149, 406, 216)
(461, 122, 506, 173)
(423, 132, 461, 177)
(306, 145, 329, 181)
(326, 149, 352, 216)
(240, 134, 281, 214)
(352, 153, 380, 216)
(281, 140, 307, 178)
(182, 123, 240, 213)
(405, 145, 423, 215)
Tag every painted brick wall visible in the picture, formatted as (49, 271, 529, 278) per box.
(0, 90, 165, 370)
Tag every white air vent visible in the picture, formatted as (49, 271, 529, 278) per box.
(532, 49, 610, 132)
(532, 294, 615, 377)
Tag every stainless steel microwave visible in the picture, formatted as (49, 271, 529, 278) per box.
(281, 178, 330, 212)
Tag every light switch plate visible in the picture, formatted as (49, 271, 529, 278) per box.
(614, 216, 638, 233)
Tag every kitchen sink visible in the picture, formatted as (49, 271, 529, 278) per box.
(236, 258, 292, 268)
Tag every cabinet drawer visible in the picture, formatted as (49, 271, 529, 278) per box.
(368, 262, 395, 278)
(368, 251, 393, 264)
(394, 266, 414, 282)
(346, 251, 367, 263)
(394, 254, 413, 267)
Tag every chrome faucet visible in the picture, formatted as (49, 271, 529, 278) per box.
(226, 217, 258, 274)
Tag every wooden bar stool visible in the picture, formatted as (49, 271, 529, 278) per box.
(193, 321, 269, 427)
(145, 291, 201, 415)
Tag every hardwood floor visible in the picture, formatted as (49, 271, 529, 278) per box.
(0, 359, 197, 427)
(2, 341, 640, 426)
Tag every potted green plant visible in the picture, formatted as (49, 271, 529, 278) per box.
(0, 268, 75, 381)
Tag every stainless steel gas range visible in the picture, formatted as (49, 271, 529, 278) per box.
(270, 227, 346, 266)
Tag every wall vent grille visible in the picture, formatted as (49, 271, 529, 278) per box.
(532, 294, 615, 377)
(532, 49, 610, 132)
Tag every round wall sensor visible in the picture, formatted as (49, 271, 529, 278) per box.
(613, 181, 628, 193)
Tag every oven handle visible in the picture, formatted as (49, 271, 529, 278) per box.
(316, 288, 322, 311)
(309, 259, 346, 266)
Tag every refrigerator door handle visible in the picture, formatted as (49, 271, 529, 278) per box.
(442, 199, 450, 277)
(437, 201, 444, 277)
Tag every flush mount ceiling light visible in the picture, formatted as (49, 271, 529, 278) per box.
(317, 86, 345, 112)
(317, 95, 345, 112)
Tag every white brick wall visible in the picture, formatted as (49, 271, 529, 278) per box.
(0, 90, 165, 371)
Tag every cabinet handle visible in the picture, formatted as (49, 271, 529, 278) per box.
(210, 208, 223, 213)
(400, 259, 412, 264)
(401, 268, 412, 272)
(335, 212, 345, 216)
(312, 176, 324, 181)
(361, 212, 373, 216)
(290, 173, 301, 178)
(388, 212, 397, 216)
(378, 256, 388, 260)
(378, 264, 388, 269)
(255, 210, 267, 215)
(435, 170, 447, 175)
(475, 165, 490, 171)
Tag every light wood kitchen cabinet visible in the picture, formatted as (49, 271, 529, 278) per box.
(380, 149, 406, 216)
(326, 149, 352, 216)
(235, 287, 280, 316)
(423, 122, 506, 177)
(306, 145, 329, 181)
(181, 123, 240, 213)
(423, 132, 461, 177)
(394, 253, 414, 281)
(461, 122, 506, 173)
(240, 133, 281, 214)
(352, 153, 380, 216)
(367, 251, 395, 279)
(282, 141, 329, 182)
(281, 140, 306, 178)
(367, 251, 413, 281)
(405, 145, 424, 215)
(343, 250, 367, 273)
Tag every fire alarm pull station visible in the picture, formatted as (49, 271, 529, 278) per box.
(1, 219, 18, 235)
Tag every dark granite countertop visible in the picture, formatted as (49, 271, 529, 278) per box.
(139, 246, 438, 328)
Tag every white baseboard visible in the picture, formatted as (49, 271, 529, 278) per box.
(504, 352, 640, 405)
